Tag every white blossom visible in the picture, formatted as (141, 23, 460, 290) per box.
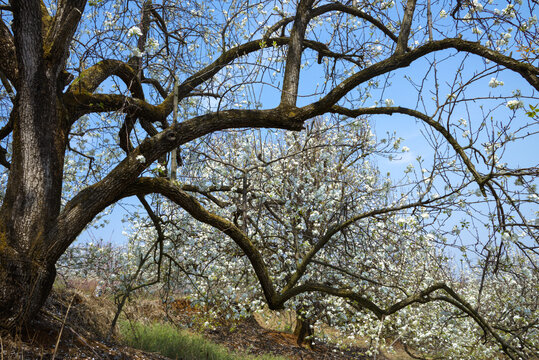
(136, 154, 146, 164)
(488, 78, 504, 88)
(506, 100, 524, 110)
(127, 26, 143, 37)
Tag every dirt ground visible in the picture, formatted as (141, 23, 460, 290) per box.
(204, 316, 375, 360)
(0, 288, 169, 360)
(0, 287, 411, 359)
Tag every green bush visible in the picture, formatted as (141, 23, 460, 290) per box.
(119, 321, 286, 360)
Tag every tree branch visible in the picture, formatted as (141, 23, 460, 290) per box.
(43, 0, 86, 70)
(280, 0, 315, 107)
(307, 38, 539, 114)
(121, 177, 279, 307)
(281, 192, 458, 295)
(68, 59, 143, 98)
(263, 2, 399, 44)
(46, 106, 304, 264)
(280, 281, 523, 359)
(67, 37, 293, 119)
(395, 0, 417, 54)
(284, 283, 385, 318)
(0, 17, 18, 86)
(330, 105, 488, 195)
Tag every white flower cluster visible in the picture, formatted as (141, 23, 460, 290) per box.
(506, 100, 523, 110)
(470, 0, 483, 13)
(136, 154, 146, 164)
(127, 26, 142, 37)
(488, 78, 504, 88)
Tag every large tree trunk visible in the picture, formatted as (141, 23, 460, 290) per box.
(0, 253, 57, 329)
(0, 0, 68, 329)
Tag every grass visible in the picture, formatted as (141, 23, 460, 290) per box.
(118, 320, 287, 360)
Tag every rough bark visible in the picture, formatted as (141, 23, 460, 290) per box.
(0, 252, 56, 330)
(0, 0, 67, 329)
(280, 0, 315, 106)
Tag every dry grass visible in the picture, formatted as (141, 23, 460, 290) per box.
(253, 306, 413, 360)
(40, 278, 414, 360)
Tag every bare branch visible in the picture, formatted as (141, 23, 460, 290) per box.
(43, 0, 86, 70)
(308, 38, 539, 114)
(396, 0, 417, 54)
(263, 2, 399, 44)
(330, 105, 488, 194)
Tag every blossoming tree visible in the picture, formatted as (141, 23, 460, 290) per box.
(0, 1, 537, 358)
(121, 118, 536, 357)
(122, 120, 437, 343)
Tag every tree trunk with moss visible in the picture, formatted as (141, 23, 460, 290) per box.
(0, 0, 80, 329)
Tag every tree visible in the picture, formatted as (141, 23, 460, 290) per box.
(0, 0, 537, 357)
(125, 120, 429, 347)
(122, 119, 535, 358)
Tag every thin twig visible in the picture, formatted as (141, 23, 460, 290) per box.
(51, 294, 76, 360)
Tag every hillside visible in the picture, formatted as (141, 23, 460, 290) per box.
(0, 285, 414, 359)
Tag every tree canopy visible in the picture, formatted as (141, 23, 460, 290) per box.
(0, 0, 537, 358)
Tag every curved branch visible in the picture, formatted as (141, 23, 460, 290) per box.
(307, 38, 539, 115)
(0, 17, 18, 86)
(67, 37, 293, 119)
(0, 70, 14, 101)
(281, 283, 385, 318)
(141, 77, 168, 99)
(170, 37, 289, 112)
(67, 59, 163, 151)
(67, 37, 346, 121)
(69, 38, 538, 129)
(46, 106, 303, 264)
(331, 105, 488, 194)
(68, 59, 143, 98)
(431, 289, 523, 360)
(121, 177, 279, 307)
(281, 191, 459, 295)
(312, 3, 399, 43)
(281, 281, 523, 359)
(263, 2, 398, 44)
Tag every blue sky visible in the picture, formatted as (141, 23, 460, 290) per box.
(75, 1, 538, 249)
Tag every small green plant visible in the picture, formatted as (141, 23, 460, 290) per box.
(119, 320, 286, 360)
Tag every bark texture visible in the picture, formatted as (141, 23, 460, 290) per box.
(0, 0, 73, 329)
